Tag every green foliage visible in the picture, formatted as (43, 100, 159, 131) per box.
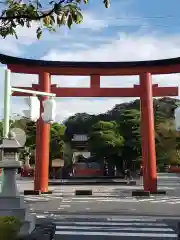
(89, 121, 124, 160)
(9, 118, 65, 162)
(0, 0, 110, 39)
(118, 109, 141, 164)
(0, 216, 21, 240)
(50, 123, 65, 160)
(63, 141, 73, 166)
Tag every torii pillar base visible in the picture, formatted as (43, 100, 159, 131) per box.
(132, 190, 166, 197)
(24, 190, 53, 196)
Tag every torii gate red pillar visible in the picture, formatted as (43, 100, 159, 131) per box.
(34, 72, 51, 193)
(140, 72, 157, 192)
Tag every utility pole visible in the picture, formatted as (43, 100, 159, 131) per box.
(0, 68, 56, 184)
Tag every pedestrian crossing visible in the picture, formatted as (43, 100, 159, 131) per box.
(35, 214, 178, 239)
(24, 194, 180, 205)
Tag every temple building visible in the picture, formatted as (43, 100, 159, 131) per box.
(71, 134, 103, 177)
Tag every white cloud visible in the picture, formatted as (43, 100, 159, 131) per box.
(0, 39, 22, 55)
(43, 33, 180, 62)
(2, 29, 180, 121)
(14, 23, 39, 45)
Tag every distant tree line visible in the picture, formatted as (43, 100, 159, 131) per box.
(0, 97, 179, 173)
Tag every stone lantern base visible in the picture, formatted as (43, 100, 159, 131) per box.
(0, 159, 36, 237)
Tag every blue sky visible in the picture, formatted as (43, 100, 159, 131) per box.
(0, 0, 180, 121)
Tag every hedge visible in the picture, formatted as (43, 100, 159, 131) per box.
(0, 216, 21, 240)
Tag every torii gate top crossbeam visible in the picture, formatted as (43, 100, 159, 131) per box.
(1, 53, 180, 75)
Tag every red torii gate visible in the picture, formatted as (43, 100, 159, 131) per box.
(0, 54, 179, 194)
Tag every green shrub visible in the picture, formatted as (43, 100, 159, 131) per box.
(0, 216, 21, 240)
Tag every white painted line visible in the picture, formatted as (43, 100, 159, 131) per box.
(59, 205, 70, 208)
(35, 214, 180, 220)
(138, 199, 151, 202)
(55, 221, 167, 226)
(24, 197, 49, 201)
(169, 201, 180, 204)
(71, 197, 103, 200)
(98, 199, 137, 202)
(25, 197, 42, 200)
(56, 226, 174, 232)
(107, 218, 157, 222)
(151, 200, 168, 203)
(70, 197, 139, 202)
(36, 215, 46, 218)
(55, 230, 177, 237)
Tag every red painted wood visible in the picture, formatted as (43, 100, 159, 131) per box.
(140, 73, 157, 192)
(12, 86, 178, 97)
(134, 84, 159, 88)
(74, 169, 103, 177)
(34, 72, 51, 193)
(90, 75, 100, 88)
(7, 63, 180, 75)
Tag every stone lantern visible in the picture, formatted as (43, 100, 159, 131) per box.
(0, 131, 35, 237)
(0, 131, 22, 195)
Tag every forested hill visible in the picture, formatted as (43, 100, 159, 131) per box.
(64, 97, 178, 137)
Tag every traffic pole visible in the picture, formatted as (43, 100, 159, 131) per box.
(1, 68, 11, 184)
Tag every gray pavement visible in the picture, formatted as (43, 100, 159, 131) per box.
(26, 194, 180, 216)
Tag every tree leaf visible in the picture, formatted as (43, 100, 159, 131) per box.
(50, 14, 55, 23)
(67, 14, 73, 29)
(103, 0, 110, 8)
(36, 27, 42, 39)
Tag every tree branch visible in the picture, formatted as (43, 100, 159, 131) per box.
(0, 0, 65, 21)
(0, 8, 55, 21)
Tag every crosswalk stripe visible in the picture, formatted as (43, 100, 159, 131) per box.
(56, 226, 174, 231)
(55, 231, 177, 238)
(97, 198, 137, 202)
(42, 215, 178, 238)
(34, 213, 180, 220)
(55, 221, 167, 226)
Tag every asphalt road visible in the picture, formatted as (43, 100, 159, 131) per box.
(21, 173, 180, 217)
(1, 173, 180, 239)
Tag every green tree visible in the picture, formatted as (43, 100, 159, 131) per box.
(0, 0, 110, 39)
(118, 109, 141, 169)
(63, 141, 73, 166)
(11, 118, 66, 165)
(50, 122, 65, 160)
(11, 117, 36, 150)
(156, 119, 179, 167)
(0, 121, 3, 140)
(89, 121, 124, 175)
